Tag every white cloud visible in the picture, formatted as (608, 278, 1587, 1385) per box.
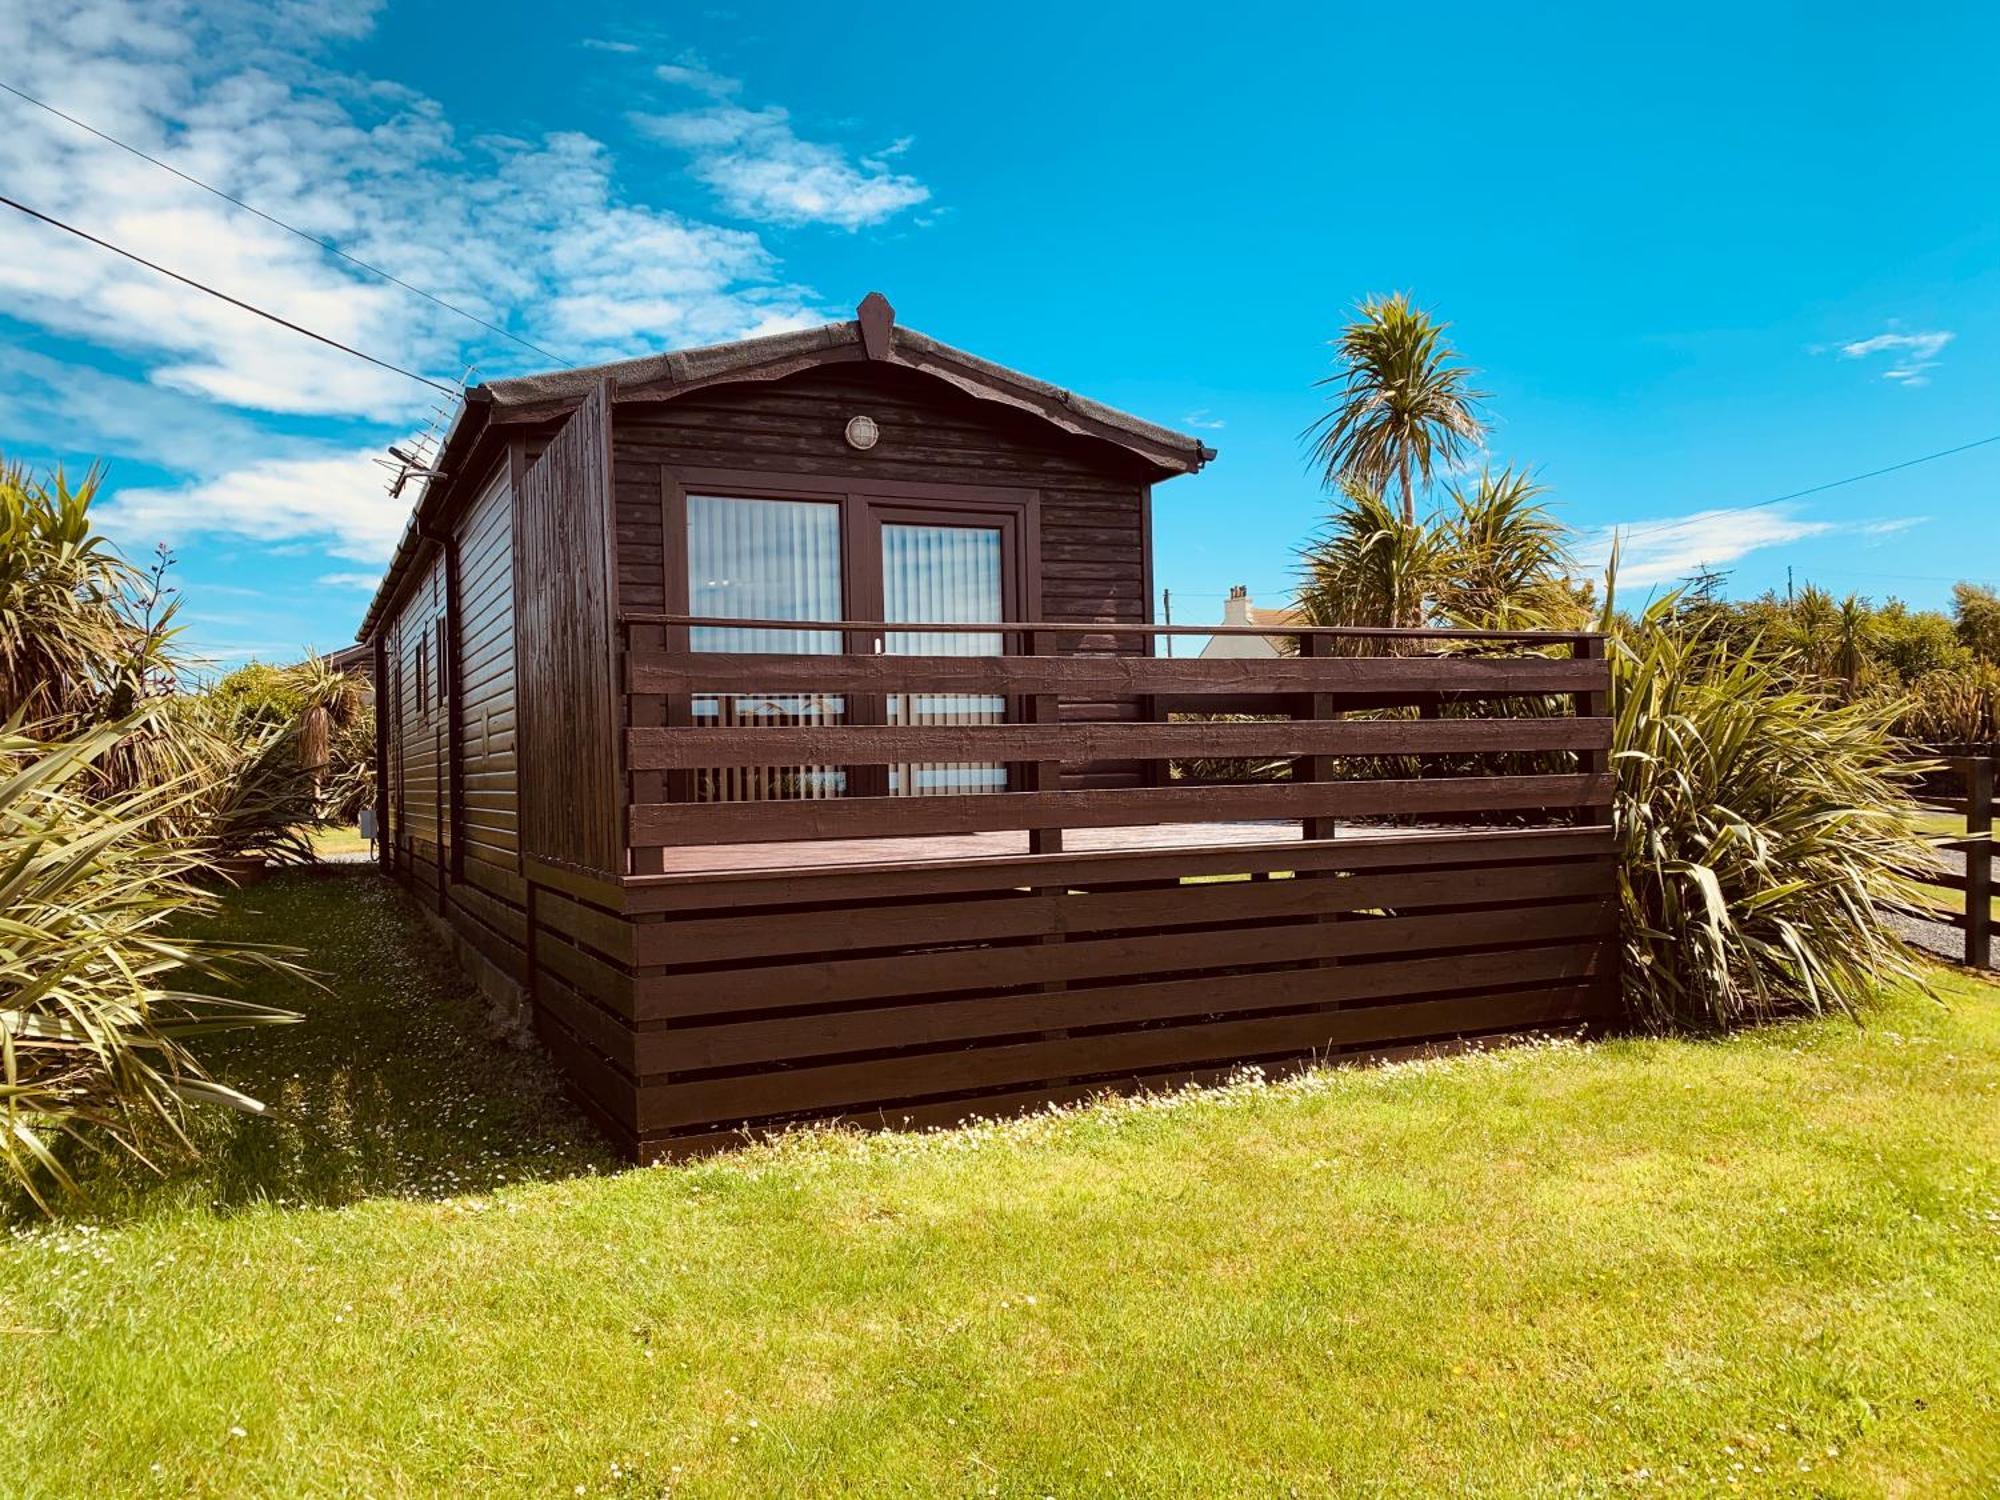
(0, 3, 927, 660)
(1578, 508, 1932, 589)
(319, 570, 383, 590)
(656, 59, 741, 97)
(1857, 516, 1929, 538)
(1577, 507, 1836, 587)
(0, 2, 854, 427)
(98, 449, 410, 564)
(631, 104, 929, 230)
(0, 350, 294, 474)
(1181, 409, 1226, 430)
(1828, 325, 1955, 387)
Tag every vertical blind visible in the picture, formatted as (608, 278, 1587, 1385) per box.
(687, 495, 843, 653)
(687, 495, 846, 801)
(882, 523, 1006, 796)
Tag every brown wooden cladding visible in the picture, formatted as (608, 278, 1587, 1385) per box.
(598, 827, 1617, 1149)
(456, 461, 519, 868)
(387, 553, 449, 865)
(609, 361, 1156, 633)
(515, 382, 622, 874)
(608, 362, 1156, 799)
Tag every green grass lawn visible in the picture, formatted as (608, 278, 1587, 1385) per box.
(5, 872, 1999, 1497)
(306, 823, 372, 860)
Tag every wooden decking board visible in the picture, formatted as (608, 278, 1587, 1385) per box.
(627, 648, 1603, 698)
(637, 982, 1607, 1130)
(618, 825, 1615, 909)
(628, 899, 1615, 1021)
(640, 941, 1610, 1073)
(632, 857, 1613, 966)
(626, 715, 1612, 769)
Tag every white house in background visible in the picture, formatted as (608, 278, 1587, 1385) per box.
(1198, 584, 1301, 659)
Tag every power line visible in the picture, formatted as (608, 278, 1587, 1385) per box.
(0, 192, 459, 397)
(0, 79, 571, 368)
(1608, 432, 2000, 541)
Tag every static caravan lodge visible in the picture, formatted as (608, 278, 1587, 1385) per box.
(360, 294, 1616, 1160)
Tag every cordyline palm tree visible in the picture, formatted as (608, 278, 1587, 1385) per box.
(1, 721, 302, 1208)
(1294, 482, 1451, 642)
(1788, 584, 1838, 678)
(1834, 593, 1871, 697)
(1304, 292, 1488, 528)
(1295, 468, 1586, 639)
(1435, 467, 1584, 630)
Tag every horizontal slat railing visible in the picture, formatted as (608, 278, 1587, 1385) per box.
(632, 775, 1614, 846)
(621, 616, 1613, 863)
(627, 715, 1611, 769)
(623, 612, 1597, 644)
(629, 650, 1603, 698)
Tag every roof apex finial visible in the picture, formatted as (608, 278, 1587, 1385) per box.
(857, 291, 895, 359)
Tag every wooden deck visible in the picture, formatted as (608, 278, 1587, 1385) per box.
(635, 816, 1546, 875)
(641, 817, 1314, 874)
(524, 618, 1625, 1156)
(401, 613, 1623, 1161)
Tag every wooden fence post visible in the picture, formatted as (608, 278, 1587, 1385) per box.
(1575, 634, 1610, 826)
(1297, 631, 1338, 841)
(1967, 757, 1992, 970)
(1025, 629, 1063, 855)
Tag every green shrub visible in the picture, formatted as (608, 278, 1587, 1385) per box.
(1610, 600, 1933, 1032)
(1890, 662, 2000, 750)
(0, 722, 301, 1208)
(0, 460, 177, 732)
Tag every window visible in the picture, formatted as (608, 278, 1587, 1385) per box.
(434, 616, 450, 708)
(687, 495, 846, 800)
(880, 522, 1006, 795)
(687, 495, 843, 653)
(683, 491, 1022, 802)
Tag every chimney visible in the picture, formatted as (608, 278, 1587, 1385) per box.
(1222, 585, 1252, 626)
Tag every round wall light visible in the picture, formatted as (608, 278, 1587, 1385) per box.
(844, 414, 880, 451)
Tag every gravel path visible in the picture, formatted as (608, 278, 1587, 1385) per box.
(1892, 841, 1988, 968)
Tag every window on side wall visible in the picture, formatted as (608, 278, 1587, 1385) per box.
(434, 616, 449, 708)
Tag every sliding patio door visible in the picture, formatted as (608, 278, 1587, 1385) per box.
(684, 489, 1024, 803)
(875, 516, 1009, 797)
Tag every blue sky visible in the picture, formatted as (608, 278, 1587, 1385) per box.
(4, 1, 1997, 666)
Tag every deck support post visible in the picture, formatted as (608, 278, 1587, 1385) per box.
(1020, 629, 1071, 1070)
(629, 622, 668, 876)
(1025, 629, 1064, 856)
(1574, 635, 1611, 824)
(1296, 631, 1338, 842)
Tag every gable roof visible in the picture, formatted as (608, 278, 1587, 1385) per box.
(358, 294, 1214, 639)
(483, 297, 1215, 473)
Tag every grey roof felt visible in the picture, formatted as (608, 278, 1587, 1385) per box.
(478, 319, 1213, 466)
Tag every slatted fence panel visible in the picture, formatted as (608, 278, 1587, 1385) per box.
(591, 826, 1619, 1156)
